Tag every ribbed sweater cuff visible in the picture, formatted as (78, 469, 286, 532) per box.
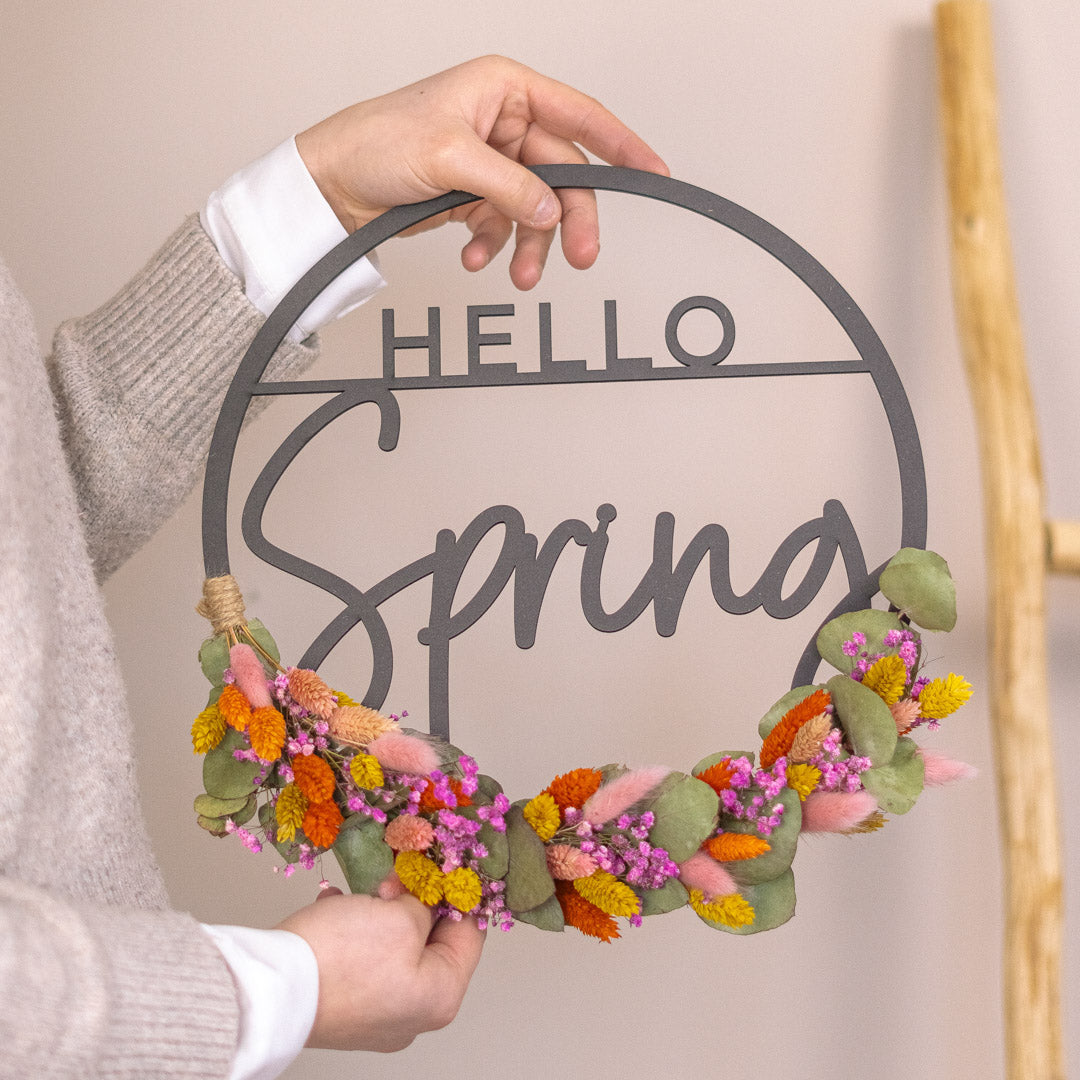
(69, 215, 313, 452)
(89, 903, 240, 1079)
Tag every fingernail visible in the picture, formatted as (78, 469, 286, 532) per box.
(531, 193, 557, 227)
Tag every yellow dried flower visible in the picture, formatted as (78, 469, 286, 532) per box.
(191, 704, 225, 754)
(573, 870, 641, 918)
(785, 762, 822, 802)
(862, 654, 909, 706)
(443, 867, 483, 913)
(523, 792, 561, 841)
(333, 689, 360, 708)
(918, 673, 973, 720)
(842, 810, 887, 834)
(688, 887, 756, 928)
(275, 783, 309, 843)
(349, 752, 385, 790)
(395, 850, 445, 906)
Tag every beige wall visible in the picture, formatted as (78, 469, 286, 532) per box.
(2, 2, 1077, 1077)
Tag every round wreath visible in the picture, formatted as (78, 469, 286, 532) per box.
(191, 546, 972, 939)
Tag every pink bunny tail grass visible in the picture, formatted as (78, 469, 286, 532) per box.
(366, 731, 441, 777)
(584, 766, 671, 825)
(229, 644, 273, 708)
(678, 851, 738, 901)
(801, 790, 879, 833)
(378, 873, 407, 900)
(918, 747, 977, 786)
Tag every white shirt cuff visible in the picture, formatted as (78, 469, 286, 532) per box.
(201, 923, 320, 1080)
(201, 136, 385, 343)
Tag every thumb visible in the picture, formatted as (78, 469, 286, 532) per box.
(431, 135, 560, 229)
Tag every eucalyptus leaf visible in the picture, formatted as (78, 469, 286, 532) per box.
(860, 736, 925, 815)
(199, 634, 230, 687)
(514, 893, 566, 932)
(827, 674, 898, 767)
(504, 805, 556, 913)
(231, 795, 258, 826)
(879, 548, 957, 631)
(194, 793, 252, 818)
(459, 806, 510, 879)
(757, 685, 828, 740)
(244, 619, 280, 665)
(334, 818, 395, 895)
(202, 727, 261, 799)
(691, 749, 756, 777)
(475, 774, 504, 801)
(196, 814, 230, 837)
(816, 609, 906, 673)
(645, 775, 719, 863)
(697, 869, 797, 936)
(637, 877, 689, 916)
(723, 786, 802, 886)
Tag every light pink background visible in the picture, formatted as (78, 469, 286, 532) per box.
(2, 2, 1077, 1077)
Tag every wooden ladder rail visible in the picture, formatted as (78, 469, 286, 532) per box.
(935, 3, 1076, 1077)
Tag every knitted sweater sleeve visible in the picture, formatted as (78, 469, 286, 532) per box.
(0, 879, 243, 1079)
(45, 216, 316, 581)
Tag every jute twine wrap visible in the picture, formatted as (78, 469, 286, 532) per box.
(196, 574, 248, 635)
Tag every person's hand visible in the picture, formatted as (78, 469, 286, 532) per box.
(295, 55, 668, 290)
(276, 888, 484, 1052)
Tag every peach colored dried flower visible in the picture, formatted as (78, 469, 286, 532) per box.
(384, 814, 435, 852)
(889, 698, 921, 735)
(546, 844, 598, 881)
(328, 705, 396, 748)
(788, 712, 833, 763)
(286, 667, 337, 719)
(761, 689, 831, 768)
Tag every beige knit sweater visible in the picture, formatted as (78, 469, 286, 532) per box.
(0, 219, 313, 1078)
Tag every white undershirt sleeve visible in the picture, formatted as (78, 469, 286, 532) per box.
(201, 924, 320, 1080)
(200, 136, 386, 343)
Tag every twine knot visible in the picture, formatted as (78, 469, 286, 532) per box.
(197, 574, 248, 634)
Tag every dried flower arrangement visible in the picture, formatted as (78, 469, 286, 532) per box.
(191, 547, 973, 939)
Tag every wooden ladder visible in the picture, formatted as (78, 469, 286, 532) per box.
(935, 3, 1077, 1076)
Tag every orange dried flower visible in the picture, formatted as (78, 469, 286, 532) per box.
(760, 689, 832, 768)
(291, 753, 336, 803)
(695, 758, 737, 796)
(248, 705, 285, 761)
(704, 833, 772, 862)
(302, 799, 343, 848)
(217, 684, 253, 732)
(544, 768, 604, 815)
(286, 667, 338, 719)
(555, 879, 620, 942)
(418, 777, 473, 813)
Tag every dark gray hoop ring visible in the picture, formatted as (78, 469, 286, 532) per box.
(201, 164, 926, 729)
